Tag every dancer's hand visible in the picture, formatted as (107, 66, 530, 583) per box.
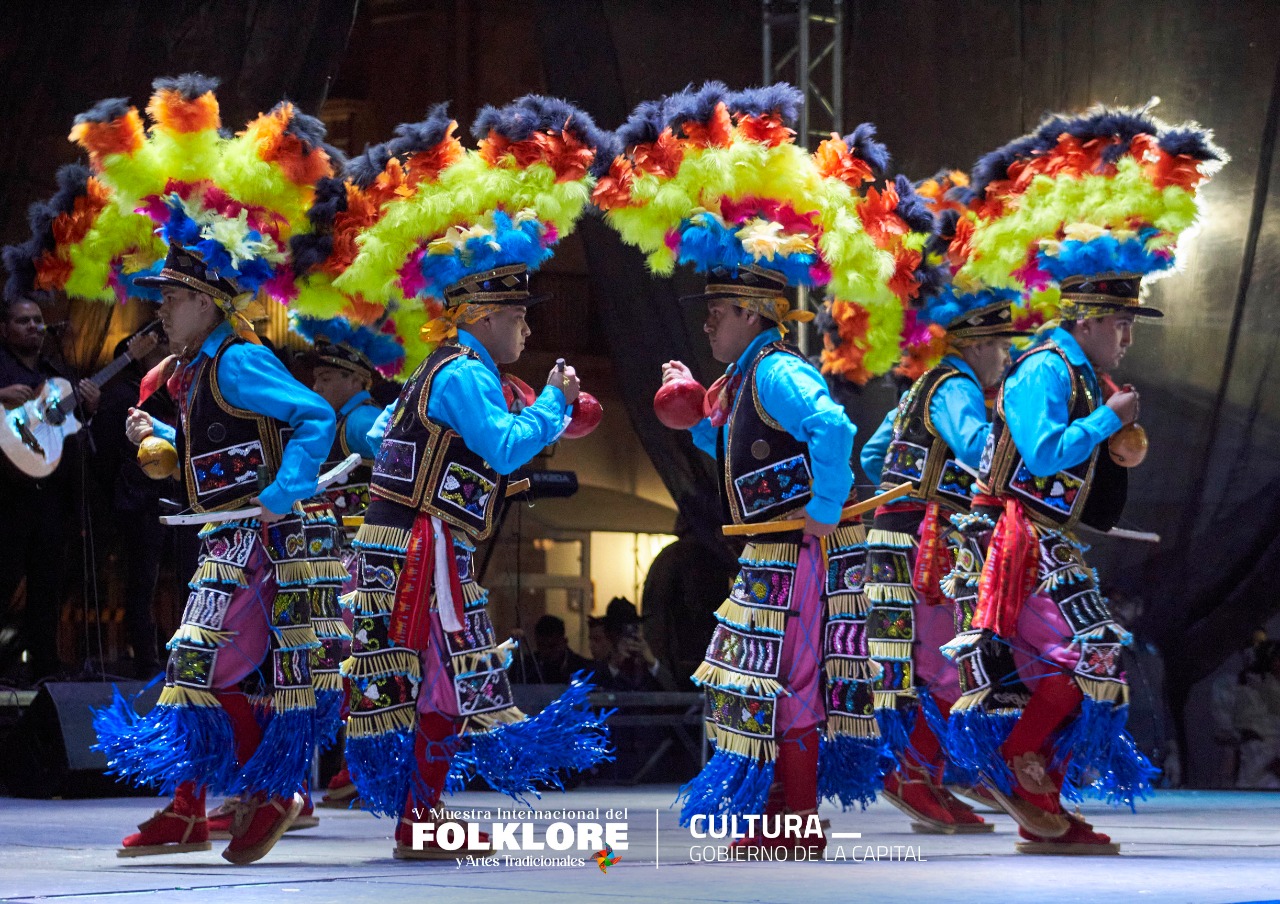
(125, 407, 154, 445)
(252, 498, 287, 523)
(1106, 389, 1140, 425)
(803, 513, 838, 539)
(547, 363, 580, 405)
(661, 360, 694, 384)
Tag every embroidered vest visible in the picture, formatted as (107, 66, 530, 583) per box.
(178, 335, 284, 513)
(322, 400, 377, 518)
(879, 362, 979, 511)
(718, 341, 825, 526)
(369, 343, 508, 540)
(979, 342, 1126, 531)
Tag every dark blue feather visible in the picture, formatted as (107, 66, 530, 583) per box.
(72, 97, 132, 126)
(727, 83, 804, 124)
(844, 122, 891, 180)
(151, 72, 220, 99)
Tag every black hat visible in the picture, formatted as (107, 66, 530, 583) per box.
(442, 263, 550, 309)
(946, 299, 1034, 340)
(135, 242, 244, 307)
(680, 264, 788, 308)
(306, 337, 376, 381)
(1059, 273, 1163, 319)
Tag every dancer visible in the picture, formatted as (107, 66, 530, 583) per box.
(329, 97, 613, 859)
(597, 82, 925, 852)
(70, 75, 341, 864)
(943, 105, 1225, 854)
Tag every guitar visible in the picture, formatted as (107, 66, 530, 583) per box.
(0, 327, 162, 479)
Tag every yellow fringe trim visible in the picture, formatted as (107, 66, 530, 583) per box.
(459, 706, 527, 736)
(274, 625, 319, 650)
(169, 624, 234, 647)
(824, 592, 870, 618)
(190, 561, 248, 587)
(715, 599, 788, 634)
(346, 589, 394, 616)
(692, 662, 783, 697)
(828, 523, 866, 550)
(1077, 677, 1129, 706)
(274, 561, 315, 586)
(824, 658, 882, 682)
(461, 582, 488, 606)
(866, 528, 916, 550)
(311, 671, 344, 692)
(157, 684, 222, 708)
(353, 523, 412, 552)
(825, 711, 880, 740)
(868, 639, 914, 660)
(450, 648, 504, 676)
(312, 618, 353, 641)
(873, 689, 916, 710)
(706, 723, 777, 762)
(340, 648, 423, 680)
(264, 686, 317, 712)
(741, 540, 799, 567)
(866, 583, 917, 603)
(346, 703, 417, 739)
(310, 560, 353, 583)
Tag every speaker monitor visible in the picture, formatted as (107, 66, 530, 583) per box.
(1, 681, 160, 798)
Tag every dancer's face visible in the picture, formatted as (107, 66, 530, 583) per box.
(1075, 314, 1135, 373)
(467, 306, 530, 365)
(157, 286, 221, 354)
(960, 337, 1013, 389)
(312, 365, 367, 411)
(704, 300, 766, 365)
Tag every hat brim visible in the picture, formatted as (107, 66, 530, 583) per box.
(1064, 301, 1163, 319)
(133, 272, 229, 304)
(455, 292, 553, 309)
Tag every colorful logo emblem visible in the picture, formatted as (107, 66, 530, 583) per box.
(593, 843, 620, 874)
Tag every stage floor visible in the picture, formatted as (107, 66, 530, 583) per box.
(2, 788, 1279, 903)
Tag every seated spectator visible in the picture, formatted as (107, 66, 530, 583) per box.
(1233, 639, 1280, 789)
(511, 614, 593, 684)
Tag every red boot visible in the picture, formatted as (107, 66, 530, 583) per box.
(206, 795, 242, 841)
(730, 727, 827, 858)
(987, 674, 1082, 840)
(117, 782, 211, 858)
(1016, 812, 1119, 855)
(321, 764, 360, 808)
(886, 714, 993, 834)
(394, 712, 492, 860)
(221, 793, 304, 865)
(288, 786, 320, 831)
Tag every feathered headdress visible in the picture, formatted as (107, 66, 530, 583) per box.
(594, 83, 921, 380)
(68, 73, 339, 335)
(964, 102, 1226, 322)
(328, 94, 611, 359)
(1, 159, 165, 305)
(889, 169, 1030, 380)
(289, 312, 406, 380)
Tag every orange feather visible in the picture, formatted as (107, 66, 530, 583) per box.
(146, 88, 220, 134)
(68, 108, 145, 163)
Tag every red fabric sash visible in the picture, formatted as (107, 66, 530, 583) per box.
(390, 513, 465, 649)
(973, 497, 1040, 637)
(911, 502, 949, 607)
(705, 372, 742, 428)
(139, 354, 180, 405)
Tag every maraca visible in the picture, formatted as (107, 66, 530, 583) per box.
(1101, 374, 1148, 468)
(556, 358, 603, 439)
(138, 435, 179, 479)
(653, 374, 707, 430)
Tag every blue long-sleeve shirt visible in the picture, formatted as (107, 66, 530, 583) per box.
(689, 328, 855, 524)
(1003, 327, 1122, 478)
(367, 332, 567, 475)
(861, 356, 989, 487)
(338, 390, 380, 460)
(860, 408, 895, 486)
(149, 320, 335, 514)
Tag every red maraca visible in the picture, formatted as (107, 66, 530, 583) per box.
(556, 358, 603, 439)
(653, 373, 707, 430)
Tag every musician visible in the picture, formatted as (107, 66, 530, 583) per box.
(89, 325, 173, 679)
(0, 298, 100, 681)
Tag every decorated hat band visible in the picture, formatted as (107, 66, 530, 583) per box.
(312, 338, 376, 378)
(442, 263, 550, 308)
(135, 244, 243, 306)
(945, 299, 1029, 340)
(1058, 272, 1162, 319)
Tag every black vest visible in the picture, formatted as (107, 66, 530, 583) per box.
(979, 342, 1127, 531)
(718, 341, 826, 526)
(321, 399, 377, 518)
(879, 362, 979, 511)
(369, 343, 508, 540)
(178, 335, 284, 513)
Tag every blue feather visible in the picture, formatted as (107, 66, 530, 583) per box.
(73, 97, 133, 126)
(817, 734, 895, 811)
(844, 123, 891, 180)
(727, 84, 804, 124)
